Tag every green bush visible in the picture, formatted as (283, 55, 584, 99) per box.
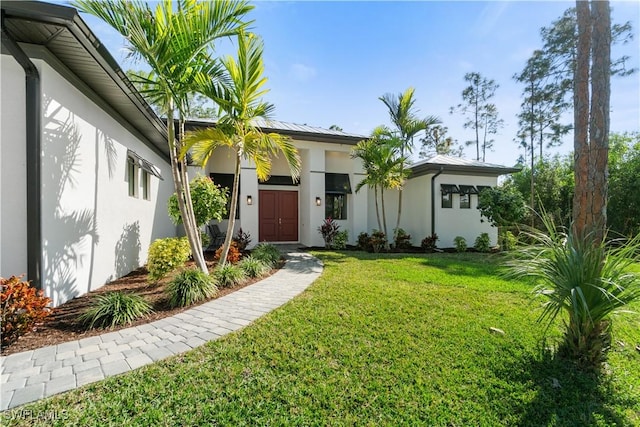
(474, 233, 492, 253)
(147, 237, 191, 281)
(370, 230, 387, 253)
(357, 232, 372, 251)
(318, 218, 340, 249)
(394, 228, 412, 250)
(214, 264, 247, 288)
(421, 234, 438, 251)
(251, 243, 281, 267)
(166, 268, 218, 308)
(79, 292, 152, 329)
(168, 175, 228, 226)
(333, 230, 349, 250)
(238, 256, 270, 278)
(500, 231, 517, 251)
(454, 236, 467, 253)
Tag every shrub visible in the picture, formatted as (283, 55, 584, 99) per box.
(500, 231, 517, 251)
(168, 175, 228, 226)
(421, 234, 439, 251)
(233, 227, 252, 253)
(454, 236, 467, 253)
(79, 292, 152, 329)
(1, 276, 52, 348)
(370, 230, 387, 253)
(474, 233, 492, 253)
(238, 256, 270, 278)
(318, 218, 340, 249)
(147, 237, 191, 281)
(214, 264, 247, 288)
(251, 243, 281, 267)
(166, 268, 218, 308)
(394, 228, 412, 250)
(357, 232, 372, 251)
(333, 230, 349, 250)
(214, 241, 242, 264)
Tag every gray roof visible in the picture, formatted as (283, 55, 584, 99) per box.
(410, 154, 521, 178)
(185, 118, 367, 145)
(1, 1, 170, 160)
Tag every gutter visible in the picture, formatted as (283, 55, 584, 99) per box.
(1, 10, 42, 290)
(430, 167, 444, 237)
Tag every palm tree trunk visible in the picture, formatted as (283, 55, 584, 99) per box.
(218, 153, 241, 266)
(381, 188, 389, 250)
(374, 185, 382, 232)
(167, 103, 207, 274)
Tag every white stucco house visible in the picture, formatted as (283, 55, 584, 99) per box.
(1, 1, 518, 307)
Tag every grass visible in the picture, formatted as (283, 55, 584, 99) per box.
(3, 252, 638, 426)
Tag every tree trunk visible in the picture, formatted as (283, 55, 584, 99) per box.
(374, 185, 382, 232)
(167, 102, 207, 274)
(572, 0, 592, 238)
(381, 188, 389, 249)
(573, 0, 610, 243)
(588, 0, 611, 243)
(218, 153, 241, 266)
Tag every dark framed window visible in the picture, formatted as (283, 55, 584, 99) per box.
(325, 173, 351, 220)
(325, 194, 347, 220)
(142, 170, 151, 200)
(210, 173, 240, 220)
(440, 184, 459, 209)
(459, 193, 470, 209)
(127, 156, 138, 197)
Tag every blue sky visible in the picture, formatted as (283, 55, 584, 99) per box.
(73, 0, 640, 167)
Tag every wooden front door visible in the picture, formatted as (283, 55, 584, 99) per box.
(259, 190, 298, 242)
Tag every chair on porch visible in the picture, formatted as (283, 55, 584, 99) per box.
(206, 224, 226, 251)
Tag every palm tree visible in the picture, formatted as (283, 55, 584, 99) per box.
(379, 88, 440, 239)
(352, 126, 408, 248)
(74, 0, 252, 274)
(505, 214, 640, 370)
(183, 32, 301, 265)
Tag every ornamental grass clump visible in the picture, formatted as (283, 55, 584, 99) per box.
(80, 291, 153, 329)
(214, 264, 247, 288)
(251, 243, 281, 268)
(238, 256, 270, 279)
(167, 268, 218, 308)
(504, 215, 640, 370)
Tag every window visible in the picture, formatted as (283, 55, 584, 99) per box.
(459, 193, 470, 209)
(326, 194, 347, 220)
(211, 173, 240, 219)
(441, 192, 452, 208)
(127, 156, 138, 197)
(325, 173, 352, 220)
(440, 184, 459, 209)
(142, 170, 150, 200)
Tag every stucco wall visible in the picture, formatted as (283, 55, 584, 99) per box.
(0, 55, 28, 280)
(30, 58, 174, 306)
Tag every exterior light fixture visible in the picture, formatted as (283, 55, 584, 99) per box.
(315, 196, 322, 206)
(246, 195, 253, 205)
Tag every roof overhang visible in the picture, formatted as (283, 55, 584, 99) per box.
(1, 1, 169, 161)
(410, 161, 521, 178)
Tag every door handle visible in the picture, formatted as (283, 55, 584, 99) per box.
(279, 218, 281, 225)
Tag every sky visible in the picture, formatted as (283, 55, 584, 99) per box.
(70, 0, 640, 167)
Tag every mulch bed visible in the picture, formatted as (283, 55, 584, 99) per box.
(1, 252, 283, 356)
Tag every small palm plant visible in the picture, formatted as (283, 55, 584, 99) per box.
(505, 214, 640, 370)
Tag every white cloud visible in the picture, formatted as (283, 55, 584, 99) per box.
(289, 63, 317, 82)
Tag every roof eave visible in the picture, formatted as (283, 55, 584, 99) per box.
(410, 163, 521, 178)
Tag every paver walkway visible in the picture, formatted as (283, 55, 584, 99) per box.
(0, 249, 322, 411)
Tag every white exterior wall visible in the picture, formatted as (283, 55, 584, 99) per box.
(35, 59, 175, 306)
(201, 139, 367, 248)
(0, 55, 28, 279)
(432, 174, 498, 248)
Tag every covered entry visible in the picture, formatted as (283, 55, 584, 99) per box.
(259, 190, 298, 242)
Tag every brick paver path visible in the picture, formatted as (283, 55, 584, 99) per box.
(0, 249, 322, 410)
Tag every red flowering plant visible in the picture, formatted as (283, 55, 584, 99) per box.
(1, 275, 52, 348)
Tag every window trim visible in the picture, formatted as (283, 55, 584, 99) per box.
(325, 193, 347, 220)
(441, 192, 452, 209)
(459, 193, 470, 209)
(127, 156, 138, 198)
(142, 169, 151, 201)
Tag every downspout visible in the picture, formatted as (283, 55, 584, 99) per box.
(1, 11, 42, 290)
(430, 167, 444, 237)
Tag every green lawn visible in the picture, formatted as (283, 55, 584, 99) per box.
(4, 252, 639, 426)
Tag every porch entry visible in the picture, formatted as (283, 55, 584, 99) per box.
(259, 190, 298, 242)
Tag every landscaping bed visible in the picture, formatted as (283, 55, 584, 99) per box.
(1, 251, 283, 357)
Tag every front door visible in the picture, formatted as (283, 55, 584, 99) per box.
(259, 190, 298, 242)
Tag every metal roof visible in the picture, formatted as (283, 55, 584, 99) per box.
(1, 1, 169, 160)
(410, 154, 521, 178)
(185, 118, 367, 145)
